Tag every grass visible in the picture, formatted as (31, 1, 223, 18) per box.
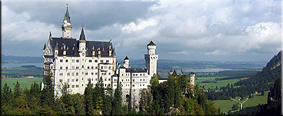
(196, 77, 245, 89)
(214, 99, 236, 113)
(243, 91, 269, 108)
(214, 91, 269, 113)
(2, 67, 43, 75)
(1, 78, 43, 91)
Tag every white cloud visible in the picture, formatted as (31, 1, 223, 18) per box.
(121, 17, 160, 33)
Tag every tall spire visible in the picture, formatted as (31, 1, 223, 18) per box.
(63, 4, 71, 23)
(79, 26, 85, 40)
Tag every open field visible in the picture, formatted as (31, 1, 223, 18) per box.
(214, 91, 269, 113)
(196, 76, 247, 89)
(1, 78, 43, 91)
(243, 91, 268, 108)
(2, 67, 43, 75)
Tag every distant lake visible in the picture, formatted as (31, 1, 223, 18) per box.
(2, 63, 43, 68)
(184, 68, 233, 73)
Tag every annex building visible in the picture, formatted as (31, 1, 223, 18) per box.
(42, 7, 159, 106)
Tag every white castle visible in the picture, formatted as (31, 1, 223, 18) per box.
(42, 7, 159, 106)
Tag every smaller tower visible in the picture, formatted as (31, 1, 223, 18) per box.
(145, 41, 158, 77)
(189, 72, 195, 86)
(62, 6, 72, 38)
(124, 56, 130, 68)
(79, 27, 86, 57)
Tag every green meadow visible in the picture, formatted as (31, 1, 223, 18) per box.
(195, 76, 247, 89)
(214, 91, 269, 113)
(1, 78, 43, 91)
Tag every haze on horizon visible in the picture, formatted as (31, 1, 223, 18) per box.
(2, 0, 282, 62)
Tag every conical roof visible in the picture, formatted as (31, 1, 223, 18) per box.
(63, 6, 71, 23)
(147, 41, 156, 46)
(79, 27, 85, 40)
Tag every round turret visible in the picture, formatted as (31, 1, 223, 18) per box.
(147, 41, 156, 55)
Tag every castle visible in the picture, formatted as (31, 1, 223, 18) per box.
(42, 7, 159, 106)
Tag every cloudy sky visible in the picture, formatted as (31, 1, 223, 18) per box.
(2, 0, 282, 62)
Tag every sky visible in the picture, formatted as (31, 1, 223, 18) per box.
(2, 0, 282, 62)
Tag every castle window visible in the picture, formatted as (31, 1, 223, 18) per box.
(76, 67, 79, 69)
(76, 79, 78, 82)
(60, 67, 63, 69)
(85, 72, 88, 75)
(109, 66, 111, 69)
(91, 72, 93, 75)
(72, 85, 74, 88)
(76, 72, 78, 76)
(108, 73, 111, 75)
(67, 73, 70, 76)
(143, 79, 145, 81)
(76, 60, 79, 62)
(95, 60, 98, 63)
(74, 44, 75, 46)
(133, 85, 135, 87)
(95, 73, 97, 75)
(72, 79, 74, 82)
(91, 66, 93, 69)
(133, 79, 135, 82)
(61, 47, 63, 50)
(60, 59, 63, 62)
(60, 73, 63, 76)
(82, 65, 84, 68)
(87, 66, 90, 69)
(67, 47, 69, 50)
(68, 79, 69, 82)
(66, 60, 68, 62)
(100, 60, 103, 63)
(82, 84, 83, 86)
(108, 78, 110, 81)
(101, 66, 103, 69)
(114, 79, 117, 81)
(72, 47, 74, 50)
(76, 85, 79, 88)
(59, 79, 63, 82)
(89, 60, 92, 62)
(143, 84, 145, 86)
(95, 66, 97, 69)
(106, 60, 109, 63)
(66, 67, 68, 69)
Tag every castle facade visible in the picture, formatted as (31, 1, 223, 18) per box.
(42, 7, 158, 106)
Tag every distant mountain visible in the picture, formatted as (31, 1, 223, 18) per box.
(1, 54, 43, 63)
(234, 50, 282, 87)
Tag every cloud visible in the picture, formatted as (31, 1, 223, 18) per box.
(1, 0, 282, 61)
(121, 17, 160, 33)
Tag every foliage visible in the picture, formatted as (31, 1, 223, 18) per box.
(111, 83, 123, 115)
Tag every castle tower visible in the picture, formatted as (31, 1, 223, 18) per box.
(79, 27, 86, 57)
(62, 6, 72, 38)
(145, 41, 158, 77)
(124, 56, 130, 68)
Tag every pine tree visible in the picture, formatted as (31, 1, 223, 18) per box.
(40, 70, 54, 108)
(2, 83, 12, 105)
(111, 83, 122, 115)
(14, 81, 21, 98)
(85, 80, 94, 115)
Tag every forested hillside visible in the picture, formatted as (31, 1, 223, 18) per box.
(234, 51, 281, 87)
(206, 51, 282, 100)
(1, 72, 219, 115)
